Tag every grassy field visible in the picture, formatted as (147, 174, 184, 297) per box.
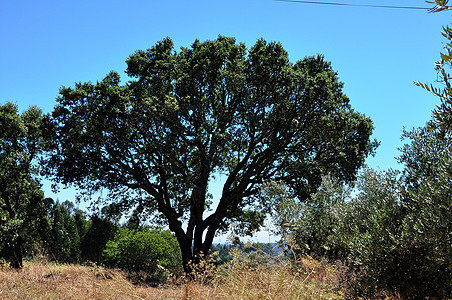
(0, 254, 343, 299)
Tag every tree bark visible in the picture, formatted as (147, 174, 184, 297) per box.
(176, 235, 194, 274)
(175, 224, 218, 274)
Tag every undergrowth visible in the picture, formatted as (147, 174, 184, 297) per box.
(180, 247, 343, 299)
(0, 248, 344, 299)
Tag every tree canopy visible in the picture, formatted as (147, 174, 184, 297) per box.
(45, 36, 377, 271)
(0, 102, 51, 268)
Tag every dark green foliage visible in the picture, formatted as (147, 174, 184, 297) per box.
(0, 189, 51, 268)
(74, 209, 88, 240)
(338, 162, 450, 299)
(20, 195, 53, 254)
(210, 243, 234, 264)
(271, 125, 451, 298)
(45, 36, 376, 271)
(338, 169, 407, 298)
(0, 102, 50, 268)
(0, 219, 23, 268)
(102, 227, 182, 279)
(81, 215, 116, 263)
(46, 202, 81, 263)
(394, 126, 452, 298)
(47, 203, 70, 261)
(126, 205, 145, 231)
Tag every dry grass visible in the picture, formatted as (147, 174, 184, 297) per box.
(0, 258, 184, 299)
(0, 252, 343, 299)
(182, 250, 343, 300)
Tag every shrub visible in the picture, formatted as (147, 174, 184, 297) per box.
(101, 227, 182, 281)
(265, 175, 352, 261)
(270, 166, 451, 298)
(340, 166, 451, 299)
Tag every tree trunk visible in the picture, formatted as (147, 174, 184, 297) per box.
(10, 235, 23, 269)
(176, 235, 194, 274)
(176, 228, 218, 274)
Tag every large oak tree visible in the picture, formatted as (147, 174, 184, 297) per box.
(46, 36, 377, 271)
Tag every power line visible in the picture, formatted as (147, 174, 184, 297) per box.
(274, 0, 430, 10)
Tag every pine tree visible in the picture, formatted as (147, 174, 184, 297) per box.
(47, 202, 81, 263)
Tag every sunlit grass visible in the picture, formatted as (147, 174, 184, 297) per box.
(182, 249, 343, 299)
(0, 251, 344, 299)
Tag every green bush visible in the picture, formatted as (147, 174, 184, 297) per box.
(102, 227, 182, 280)
(268, 125, 452, 298)
(339, 166, 451, 299)
(334, 126, 451, 298)
(265, 175, 351, 261)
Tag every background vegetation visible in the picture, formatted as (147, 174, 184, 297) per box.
(1, 2, 452, 297)
(266, 124, 451, 298)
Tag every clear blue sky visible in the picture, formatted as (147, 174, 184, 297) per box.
(0, 0, 449, 240)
